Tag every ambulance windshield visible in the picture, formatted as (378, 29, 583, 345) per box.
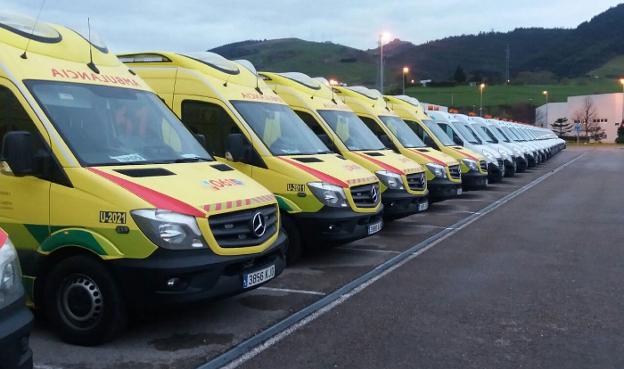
(26, 81, 211, 166)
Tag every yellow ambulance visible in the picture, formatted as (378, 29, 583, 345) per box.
(385, 95, 489, 189)
(120, 52, 384, 264)
(333, 86, 463, 200)
(261, 72, 429, 218)
(0, 14, 286, 345)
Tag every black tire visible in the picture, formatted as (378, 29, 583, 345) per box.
(281, 215, 303, 265)
(43, 254, 127, 346)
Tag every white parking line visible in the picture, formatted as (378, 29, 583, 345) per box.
(258, 287, 326, 296)
(335, 246, 401, 254)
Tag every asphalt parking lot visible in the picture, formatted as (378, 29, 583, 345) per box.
(32, 146, 623, 369)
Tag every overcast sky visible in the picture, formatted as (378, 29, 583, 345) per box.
(4, 0, 620, 53)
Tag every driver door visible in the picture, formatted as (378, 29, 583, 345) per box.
(174, 95, 255, 176)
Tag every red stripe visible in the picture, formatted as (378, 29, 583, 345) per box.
(245, 199, 251, 206)
(88, 168, 204, 217)
(451, 147, 479, 161)
(215, 203, 222, 211)
(203, 205, 211, 212)
(410, 149, 446, 166)
(356, 153, 404, 175)
(278, 157, 348, 188)
(226, 201, 233, 209)
(0, 229, 7, 248)
(236, 200, 242, 208)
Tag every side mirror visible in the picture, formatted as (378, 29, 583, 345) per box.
(1, 131, 36, 176)
(193, 133, 207, 148)
(225, 133, 251, 162)
(379, 135, 399, 152)
(317, 134, 337, 152)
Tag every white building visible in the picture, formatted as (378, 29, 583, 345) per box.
(536, 93, 624, 142)
(421, 102, 449, 113)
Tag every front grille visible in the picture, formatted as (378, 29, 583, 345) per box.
(479, 160, 488, 172)
(449, 165, 461, 179)
(406, 172, 426, 191)
(209, 205, 278, 248)
(350, 183, 380, 208)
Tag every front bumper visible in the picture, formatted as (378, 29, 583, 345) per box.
(462, 171, 488, 190)
(382, 189, 429, 218)
(109, 232, 287, 310)
(488, 162, 504, 182)
(429, 178, 462, 200)
(0, 298, 33, 369)
(293, 206, 384, 245)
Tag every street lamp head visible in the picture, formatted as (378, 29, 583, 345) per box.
(619, 78, 624, 85)
(542, 90, 548, 95)
(479, 83, 486, 90)
(402, 66, 409, 74)
(380, 31, 392, 44)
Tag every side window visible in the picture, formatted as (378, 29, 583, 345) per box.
(359, 116, 384, 137)
(0, 85, 68, 185)
(359, 116, 398, 152)
(408, 121, 438, 150)
(181, 100, 240, 157)
(294, 110, 337, 152)
(439, 123, 462, 145)
(294, 111, 324, 135)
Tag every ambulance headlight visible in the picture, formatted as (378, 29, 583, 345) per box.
(375, 170, 404, 189)
(425, 163, 447, 179)
(308, 182, 348, 208)
(462, 159, 478, 171)
(132, 209, 207, 250)
(0, 237, 23, 310)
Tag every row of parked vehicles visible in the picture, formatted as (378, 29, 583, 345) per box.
(0, 13, 565, 364)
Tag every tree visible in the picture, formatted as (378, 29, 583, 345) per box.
(453, 65, 466, 83)
(616, 123, 624, 144)
(572, 97, 605, 142)
(551, 117, 573, 138)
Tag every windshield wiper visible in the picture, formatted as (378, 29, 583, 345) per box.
(173, 157, 212, 163)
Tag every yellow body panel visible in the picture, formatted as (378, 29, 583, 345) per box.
(261, 72, 427, 196)
(123, 52, 382, 215)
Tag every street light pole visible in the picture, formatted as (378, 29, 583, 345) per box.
(379, 34, 384, 93)
(402, 66, 409, 95)
(479, 83, 485, 117)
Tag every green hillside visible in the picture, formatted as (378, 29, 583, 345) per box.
(405, 78, 621, 109)
(210, 38, 377, 86)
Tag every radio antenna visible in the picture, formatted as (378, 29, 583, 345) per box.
(86, 18, 100, 73)
(21, 0, 47, 59)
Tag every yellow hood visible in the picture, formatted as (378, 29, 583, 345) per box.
(351, 150, 423, 175)
(407, 147, 459, 166)
(269, 153, 378, 188)
(85, 162, 275, 216)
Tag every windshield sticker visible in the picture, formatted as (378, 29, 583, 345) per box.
(202, 178, 244, 191)
(110, 154, 146, 163)
(51, 68, 141, 87)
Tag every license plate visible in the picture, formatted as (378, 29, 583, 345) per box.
(368, 221, 383, 235)
(243, 264, 275, 289)
(457, 188, 463, 196)
(418, 201, 429, 211)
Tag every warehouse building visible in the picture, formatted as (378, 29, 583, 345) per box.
(536, 93, 624, 142)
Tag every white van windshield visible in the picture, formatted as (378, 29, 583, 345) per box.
(318, 110, 385, 151)
(232, 101, 330, 156)
(455, 122, 481, 144)
(379, 116, 426, 148)
(423, 119, 455, 146)
(27, 81, 211, 166)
